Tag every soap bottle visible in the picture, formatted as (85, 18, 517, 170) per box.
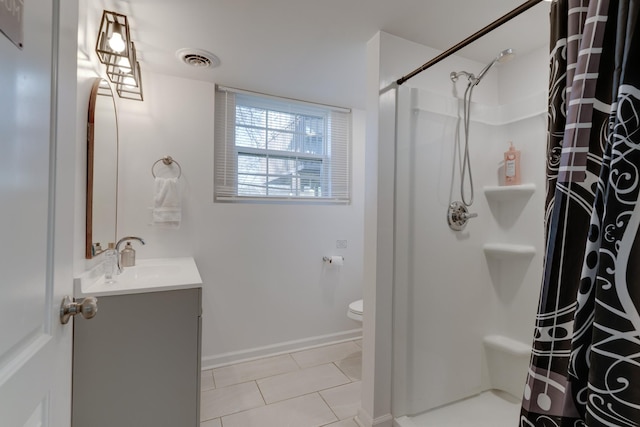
(504, 141, 521, 185)
(104, 242, 118, 283)
(120, 241, 136, 268)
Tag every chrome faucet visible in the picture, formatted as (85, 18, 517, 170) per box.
(115, 236, 145, 272)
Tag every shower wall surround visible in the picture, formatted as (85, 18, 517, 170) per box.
(369, 32, 548, 420)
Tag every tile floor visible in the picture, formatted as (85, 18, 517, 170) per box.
(200, 339, 362, 427)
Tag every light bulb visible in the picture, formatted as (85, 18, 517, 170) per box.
(108, 32, 125, 53)
(118, 57, 131, 73)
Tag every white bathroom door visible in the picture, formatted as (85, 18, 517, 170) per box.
(0, 0, 75, 426)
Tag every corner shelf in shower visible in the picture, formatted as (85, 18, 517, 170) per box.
(483, 243, 536, 260)
(483, 183, 536, 202)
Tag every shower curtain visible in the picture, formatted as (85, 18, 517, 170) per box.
(520, 0, 640, 426)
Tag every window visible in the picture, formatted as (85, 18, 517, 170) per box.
(215, 86, 351, 203)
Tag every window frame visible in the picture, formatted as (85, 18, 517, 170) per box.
(214, 86, 351, 204)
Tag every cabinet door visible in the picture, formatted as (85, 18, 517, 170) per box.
(73, 288, 201, 427)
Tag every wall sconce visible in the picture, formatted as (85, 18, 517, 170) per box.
(95, 10, 143, 101)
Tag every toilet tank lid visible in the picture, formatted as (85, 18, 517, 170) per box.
(349, 299, 363, 314)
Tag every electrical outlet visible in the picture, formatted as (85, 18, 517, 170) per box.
(336, 240, 347, 249)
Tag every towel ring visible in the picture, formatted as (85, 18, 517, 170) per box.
(152, 156, 182, 179)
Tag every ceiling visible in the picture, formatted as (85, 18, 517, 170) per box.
(116, 0, 551, 108)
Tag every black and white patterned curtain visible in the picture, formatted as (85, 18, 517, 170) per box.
(520, 0, 640, 425)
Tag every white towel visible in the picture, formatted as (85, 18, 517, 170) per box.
(152, 177, 181, 228)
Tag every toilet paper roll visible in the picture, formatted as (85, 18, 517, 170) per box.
(329, 256, 344, 265)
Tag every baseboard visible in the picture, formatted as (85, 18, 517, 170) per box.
(393, 416, 417, 427)
(201, 328, 362, 370)
(356, 408, 394, 427)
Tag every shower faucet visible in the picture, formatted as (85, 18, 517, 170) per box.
(447, 201, 478, 231)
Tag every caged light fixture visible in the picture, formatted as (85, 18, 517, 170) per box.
(95, 10, 143, 101)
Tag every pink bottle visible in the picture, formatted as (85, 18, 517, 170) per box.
(504, 141, 521, 185)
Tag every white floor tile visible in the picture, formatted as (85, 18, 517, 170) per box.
(201, 370, 215, 391)
(335, 353, 362, 381)
(222, 393, 338, 427)
(258, 363, 351, 404)
(320, 381, 362, 420)
(322, 418, 360, 427)
(200, 381, 264, 421)
(213, 354, 299, 388)
(291, 342, 362, 368)
(200, 418, 221, 427)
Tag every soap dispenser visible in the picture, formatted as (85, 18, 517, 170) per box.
(504, 141, 521, 185)
(120, 242, 137, 268)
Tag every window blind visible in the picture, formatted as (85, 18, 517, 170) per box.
(214, 86, 351, 203)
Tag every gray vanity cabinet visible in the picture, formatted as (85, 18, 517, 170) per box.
(72, 288, 202, 427)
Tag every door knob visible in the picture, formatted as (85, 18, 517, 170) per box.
(60, 295, 98, 324)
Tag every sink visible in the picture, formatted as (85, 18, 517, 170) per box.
(75, 257, 203, 297)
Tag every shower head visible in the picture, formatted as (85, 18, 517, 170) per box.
(496, 48, 515, 63)
(473, 48, 515, 84)
(449, 49, 515, 85)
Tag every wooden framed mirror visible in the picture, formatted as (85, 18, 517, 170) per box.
(86, 78, 118, 258)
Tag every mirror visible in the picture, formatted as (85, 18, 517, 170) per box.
(86, 77, 118, 258)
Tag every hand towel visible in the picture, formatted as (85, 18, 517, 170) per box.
(152, 177, 181, 228)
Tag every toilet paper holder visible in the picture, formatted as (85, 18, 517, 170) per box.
(323, 256, 344, 264)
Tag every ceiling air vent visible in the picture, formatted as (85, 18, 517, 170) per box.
(176, 48, 220, 69)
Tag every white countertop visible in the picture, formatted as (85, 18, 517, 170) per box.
(75, 257, 203, 297)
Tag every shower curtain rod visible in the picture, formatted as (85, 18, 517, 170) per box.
(396, 0, 544, 85)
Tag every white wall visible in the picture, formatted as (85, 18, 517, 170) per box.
(486, 45, 548, 346)
(74, 0, 366, 367)
(360, 32, 466, 427)
(108, 71, 366, 366)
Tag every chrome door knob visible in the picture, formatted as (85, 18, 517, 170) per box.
(60, 296, 98, 324)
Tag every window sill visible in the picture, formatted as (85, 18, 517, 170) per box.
(215, 196, 351, 205)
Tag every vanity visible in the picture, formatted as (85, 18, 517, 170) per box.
(72, 258, 203, 427)
(78, 78, 202, 425)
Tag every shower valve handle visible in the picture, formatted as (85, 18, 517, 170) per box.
(447, 201, 477, 231)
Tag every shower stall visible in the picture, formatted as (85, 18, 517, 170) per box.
(365, 8, 551, 424)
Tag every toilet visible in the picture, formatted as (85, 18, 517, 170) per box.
(347, 299, 363, 322)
